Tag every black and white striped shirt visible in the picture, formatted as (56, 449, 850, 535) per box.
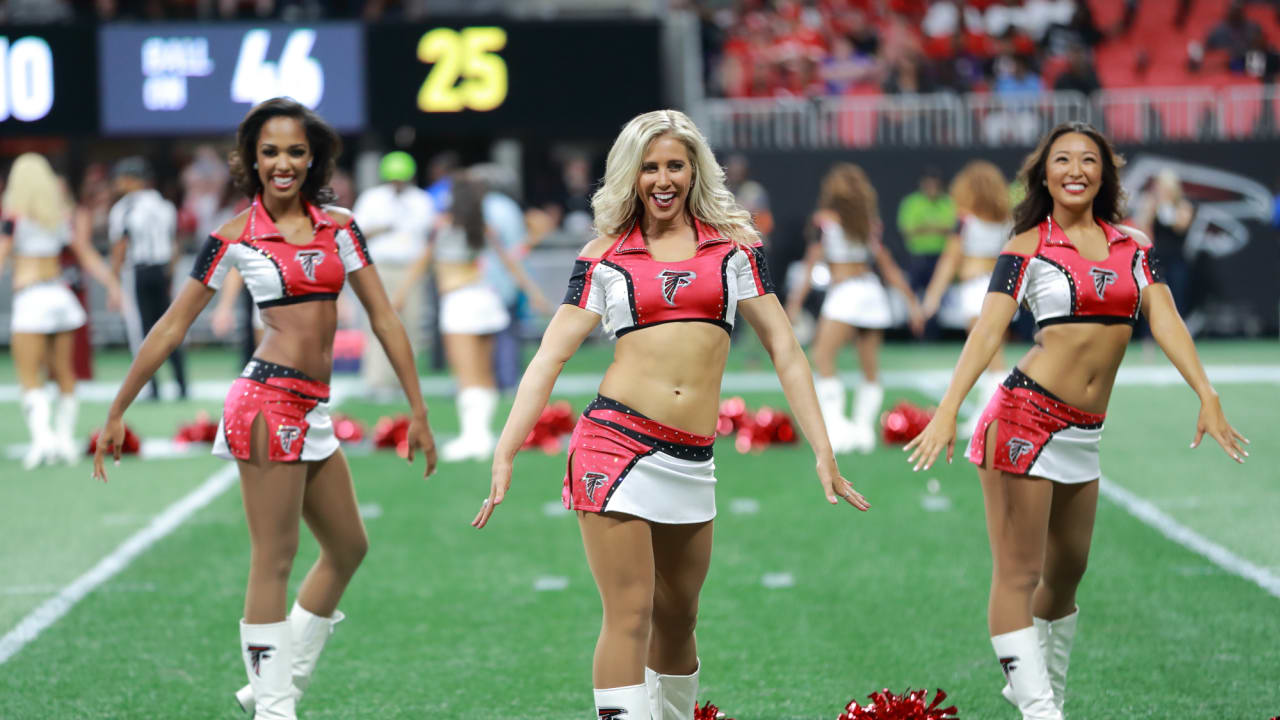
(108, 189, 177, 266)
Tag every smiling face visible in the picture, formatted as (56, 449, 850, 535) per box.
(637, 134, 693, 224)
(1045, 131, 1103, 212)
(255, 115, 311, 202)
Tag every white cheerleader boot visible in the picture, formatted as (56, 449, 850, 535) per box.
(648, 660, 699, 720)
(992, 626, 1062, 720)
(441, 387, 497, 462)
(240, 620, 296, 719)
(1002, 616, 1048, 708)
(848, 381, 883, 454)
(21, 388, 55, 470)
(235, 602, 346, 714)
(1045, 608, 1078, 714)
(54, 393, 80, 464)
(814, 376, 856, 454)
(594, 683, 650, 719)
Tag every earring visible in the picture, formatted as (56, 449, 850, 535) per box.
(252, 162, 257, 169)
(307, 160, 313, 168)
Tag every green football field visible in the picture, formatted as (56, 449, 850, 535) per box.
(0, 340, 1276, 719)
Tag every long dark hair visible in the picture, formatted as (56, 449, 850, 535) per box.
(1012, 121, 1126, 234)
(229, 98, 342, 205)
(449, 174, 487, 250)
(818, 162, 877, 241)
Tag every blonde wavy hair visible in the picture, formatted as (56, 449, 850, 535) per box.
(950, 160, 1011, 223)
(591, 109, 759, 245)
(818, 163, 878, 241)
(2, 153, 70, 231)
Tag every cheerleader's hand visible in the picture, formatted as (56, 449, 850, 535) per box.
(904, 412, 956, 472)
(1191, 393, 1249, 463)
(211, 305, 235, 338)
(92, 416, 126, 483)
(405, 413, 438, 478)
(105, 285, 123, 312)
(530, 291, 554, 317)
(472, 458, 513, 529)
(817, 455, 870, 510)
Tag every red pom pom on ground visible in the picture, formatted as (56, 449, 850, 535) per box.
(373, 415, 410, 458)
(173, 411, 219, 444)
(837, 688, 958, 720)
(332, 413, 366, 444)
(694, 700, 734, 720)
(87, 425, 141, 455)
(732, 404, 799, 453)
(521, 401, 577, 454)
(880, 400, 934, 445)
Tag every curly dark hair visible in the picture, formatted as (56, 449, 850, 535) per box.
(1012, 121, 1126, 235)
(228, 98, 342, 205)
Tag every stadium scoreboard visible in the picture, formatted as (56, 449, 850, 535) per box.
(0, 26, 97, 135)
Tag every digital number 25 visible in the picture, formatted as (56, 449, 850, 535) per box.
(417, 27, 508, 113)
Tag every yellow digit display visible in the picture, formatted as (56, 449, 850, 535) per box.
(416, 27, 508, 114)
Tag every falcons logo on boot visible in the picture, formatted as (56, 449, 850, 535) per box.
(657, 270, 696, 305)
(598, 710, 626, 720)
(1006, 437, 1034, 464)
(277, 425, 301, 455)
(998, 655, 1019, 681)
(296, 250, 325, 282)
(1089, 267, 1117, 299)
(582, 472, 609, 501)
(246, 644, 275, 677)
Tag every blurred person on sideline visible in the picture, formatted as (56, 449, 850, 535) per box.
(897, 166, 956, 298)
(786, 163, 924, 455)
(108, 157, 187, 401)
(921, 160, 1014, 435)
(907, 121, 1246, 720)
(725, 153, 774, 241)
(1135, 168, 1196, 315)
(471, 162, 531, 391)
(472, 109, 868, 720)
(393, 172, 550, 462)
(1, 153, 122, 469)
(92, 98, 436, 720)
(351, 151, 436, 398)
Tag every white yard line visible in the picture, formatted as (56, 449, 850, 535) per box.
(0, 464, 239, 665)
(1100, 477, 1280, 600)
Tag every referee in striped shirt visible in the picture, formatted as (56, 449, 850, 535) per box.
(109, 157, 187, 400)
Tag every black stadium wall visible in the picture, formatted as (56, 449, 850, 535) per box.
(741, 140, 1280, 336)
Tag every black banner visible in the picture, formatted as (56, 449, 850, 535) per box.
(0, 25, 97, 136)
(741, 141, 1280, 336)
(366, 21, 661, 137)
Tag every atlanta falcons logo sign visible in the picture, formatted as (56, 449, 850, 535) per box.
(657, 269, 696, 305)
(1089, 267, 1117, 299)
(998, 655, 1019, 681)
(246, 644, 275, 677)
(598, 709, 626, 720)
(277, 425, 301, 455)
(582, 471, 609, 501)
(296, 250, 325, 282)
(1006, 437, 1034, 464)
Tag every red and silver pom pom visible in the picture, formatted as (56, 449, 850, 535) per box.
(694, 701, 733, 720)
(880, 400, 934, 445)
(521, 401, 577, 454)
(837, 688, 958, 720)
(332, 413, 366, 444)
(172, 411, 219, 444)
(718, 396, 798, 453)
(87, 424, 142, 455)
(373, 415, 411, 458)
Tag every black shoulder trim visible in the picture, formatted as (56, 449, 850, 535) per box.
(563, 258, 592, 307)
(989, 254, 1027, 296)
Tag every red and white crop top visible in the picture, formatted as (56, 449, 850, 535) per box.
(190, 195, 372, 308)
(562, 218, 774, 340)
(989, 217, 1164, 327)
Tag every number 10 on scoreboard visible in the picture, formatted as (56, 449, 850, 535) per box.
(417, 27, 508, 113)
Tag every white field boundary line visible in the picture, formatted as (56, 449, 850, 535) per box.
(0, 463, 239, 665)
(0, 364, 1276, 403)
(1100, 477, 1280, 600)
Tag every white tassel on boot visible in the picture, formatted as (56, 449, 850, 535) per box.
(240, 620, 296, 720)
(594, 683, 650, 719)
(235, 602, 346, 714)
(647, 660, 700, 720)
(441, 387, 498, 462)
(992, 626, 1062, 720)
(849, 381, 883, 454)
(54, 393, 79, 465)
(814, 376, 855, 454)
(21, 388, 54, 470)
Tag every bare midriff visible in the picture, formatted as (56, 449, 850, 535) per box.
(11, 256, 62, 292)
(255, 301, 339, 384)
(1016, 323, 1132, 414)
(436, 261, 481, 295)
(958, 255, 998, 281)
(827, 260, 873, 283)
(599, 321, 731, 436)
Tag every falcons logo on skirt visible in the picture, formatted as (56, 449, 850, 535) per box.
(1006, 437, 1034, 464)
(657, 270, 696, 305)
(277, 425, 301, 454)
(1089, 267, 1117, 299)
(583, 471, 609, 501)
(246, 644, 275, 677)
(296, 249, 326, 282)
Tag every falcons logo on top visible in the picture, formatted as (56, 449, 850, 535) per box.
(296, 250, 325, 282)
(657, 270, 696, 305)
(1088, 267, 1117, 299)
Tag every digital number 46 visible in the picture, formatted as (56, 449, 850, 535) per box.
(417, 27, 507, 113)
